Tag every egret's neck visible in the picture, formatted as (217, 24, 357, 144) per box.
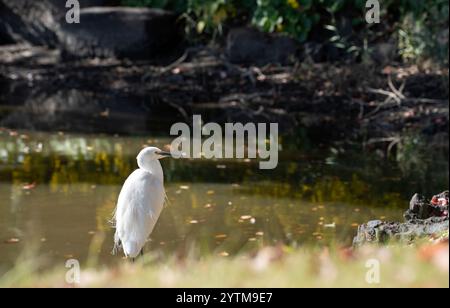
(139, 160, 164, 182)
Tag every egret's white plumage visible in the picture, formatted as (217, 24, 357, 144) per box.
(113, 147, 171, 259)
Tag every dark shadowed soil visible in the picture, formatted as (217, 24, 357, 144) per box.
(1, 46, 448, 149)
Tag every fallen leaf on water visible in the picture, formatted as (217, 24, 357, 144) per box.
(180, 185, 190, 190)
(4, 238, 20, 244)
(206, 190, 215, 195)
(189, 220, 199, 224)
(351, 223, 359, 228)
(256, 231, 264, 236)
(240, 215, 252, 220)
(218, 251, 229, 257)
(215, 234, 227, 239)
(99, 109, 110, 118)
(22, 182, 36, 190)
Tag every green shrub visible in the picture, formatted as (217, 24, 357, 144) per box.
(120, 0, 449, 64)
(397, 0, 449, 64)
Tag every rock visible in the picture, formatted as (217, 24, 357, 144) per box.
(0, 1, 182, 60)
(0, 0, 114, 45)
(353, 217, 449, 246)
(0, 0, 59, 46)
(50, 0, 115, 7)
(406, 193, 431, 220)
(354, 191, 449, 246)
(226, 27, 299, 66)
(57, 7, 182, 59)
(405, 191, 449, 220)
(366, 220, 383, 229)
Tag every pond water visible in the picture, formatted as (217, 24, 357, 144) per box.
(0, 128, 447, 273)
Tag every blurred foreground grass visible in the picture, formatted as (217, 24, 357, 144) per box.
(1, 241, 448, 288)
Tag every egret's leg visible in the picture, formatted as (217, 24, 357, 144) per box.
(140, 248, 144, 257)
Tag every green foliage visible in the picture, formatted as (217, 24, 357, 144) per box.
(185, 0, 236, 37)
(251, 0, 315, 42)
(397, 0, 449, 64)
(120, 0, 362, 41)
(121, 0, 448, 63)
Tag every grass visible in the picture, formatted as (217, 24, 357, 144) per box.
(1, 241, 448, 288)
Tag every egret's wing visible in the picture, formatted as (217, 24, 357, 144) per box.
(113, 170, 165, 257)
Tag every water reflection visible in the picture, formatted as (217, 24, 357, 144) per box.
(0, 129, 447, 272)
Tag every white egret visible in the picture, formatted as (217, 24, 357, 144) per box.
(113, 147, 172, 259)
